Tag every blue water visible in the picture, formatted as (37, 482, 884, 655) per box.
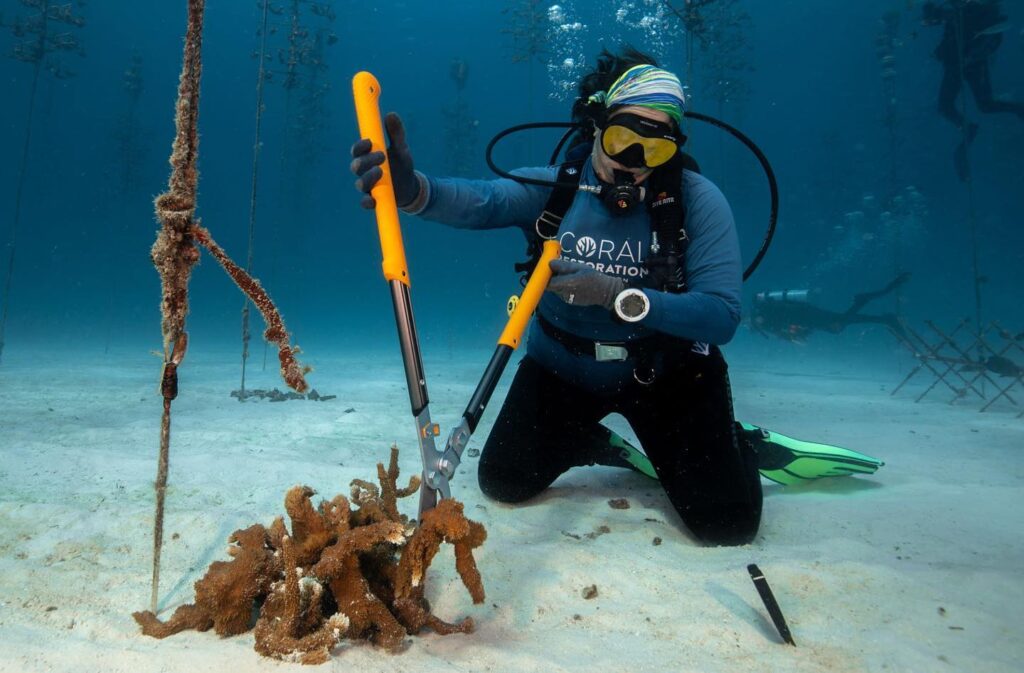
(1, 0, 1021, 364)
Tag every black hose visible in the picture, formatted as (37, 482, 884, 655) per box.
(683, 111, 778, 281)
(485, 122, 590, 189)
(484, 112, 779, 281)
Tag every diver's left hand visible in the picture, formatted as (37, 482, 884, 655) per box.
(547, 259, 625, 310)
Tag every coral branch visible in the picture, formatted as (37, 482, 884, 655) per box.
(190, 223, 310, 393)
(134, 523, 280, 638)
(392, 498, 487, 635)
(283, 485, 334, 566)
(314, 520, 409, 651)
(133, 603, 212, 638)
(310, 520, 405, 581)
(350, 445, 420, 527)
(253, 536, 347, 664)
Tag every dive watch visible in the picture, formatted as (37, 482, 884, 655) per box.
(613, 288, 650, 323)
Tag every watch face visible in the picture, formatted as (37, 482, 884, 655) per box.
(620, 293, 647, 318)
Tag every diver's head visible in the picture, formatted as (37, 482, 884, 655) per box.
(571, 48, 685, 149)
(585, 62, 686, 188)
(566, 50, 687, 213)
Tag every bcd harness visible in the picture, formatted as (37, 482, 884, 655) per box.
(518, 151, 703, 383)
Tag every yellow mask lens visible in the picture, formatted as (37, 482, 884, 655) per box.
(601, 124, 678, 167)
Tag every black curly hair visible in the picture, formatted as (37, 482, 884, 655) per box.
(566, 46, 670, 153)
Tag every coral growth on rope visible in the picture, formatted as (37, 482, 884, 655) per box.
(133, 446, 487, 664)
(150, 0, 205, 362)
(150, 0, 308, 392)
(191, 225, 309, 392)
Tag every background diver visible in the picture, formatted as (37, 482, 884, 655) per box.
(750, 272, 911, 343)
(351, 48, 882, 546)
(921, 0, 1024, 180)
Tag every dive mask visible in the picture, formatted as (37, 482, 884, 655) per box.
(600, 113, 683, 169)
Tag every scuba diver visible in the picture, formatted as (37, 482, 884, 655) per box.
(350, 48, 881, 546)
(751, 273, 911, 343)
(921, 0, 1024, 180)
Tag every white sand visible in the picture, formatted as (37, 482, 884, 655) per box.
(0, 342, 1021, 672)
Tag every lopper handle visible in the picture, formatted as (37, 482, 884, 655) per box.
(498, 239, 561, 349)
(352, 71, 410, 285)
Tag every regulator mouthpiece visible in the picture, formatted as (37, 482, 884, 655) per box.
(602, 169, 645, 215)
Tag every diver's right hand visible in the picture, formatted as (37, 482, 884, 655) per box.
(350, 112, 419, 210)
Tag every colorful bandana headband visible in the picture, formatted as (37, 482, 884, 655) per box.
(588, 64, 686, 128)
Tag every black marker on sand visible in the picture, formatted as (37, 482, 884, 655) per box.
(747, 563, 796, 646)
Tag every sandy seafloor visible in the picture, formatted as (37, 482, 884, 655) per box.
(0, 339, 1021, 673)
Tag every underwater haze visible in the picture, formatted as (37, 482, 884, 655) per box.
(1, 0, 1021, 355)
(0, 1, 1022, 672)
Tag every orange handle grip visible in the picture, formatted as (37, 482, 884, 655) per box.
(498, 240, 561, 349)
(352, 71, 410, 285)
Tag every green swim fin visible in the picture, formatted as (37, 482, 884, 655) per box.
(740, 423, 884, 485)
(598, 423, 884, 486)
(603, 429, 658, 479)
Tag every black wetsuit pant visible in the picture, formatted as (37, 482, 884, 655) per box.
(477, 348, 762, 546)
(938, 45, 1024, 130)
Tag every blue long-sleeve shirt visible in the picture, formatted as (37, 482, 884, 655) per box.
(411, 158, 742, 393)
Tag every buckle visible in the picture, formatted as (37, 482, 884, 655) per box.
(633, 366, 655, 385)
(594, 342, 628, 362)
(535, 211, 562, 240)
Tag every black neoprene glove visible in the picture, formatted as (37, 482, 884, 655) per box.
(350, 112, 419, 209)
(547, 259, 626, 310)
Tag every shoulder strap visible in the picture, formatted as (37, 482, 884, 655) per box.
(645, 159, 692, 293)
(535, 159, 585, 238)
(514, 159, 585, 283)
